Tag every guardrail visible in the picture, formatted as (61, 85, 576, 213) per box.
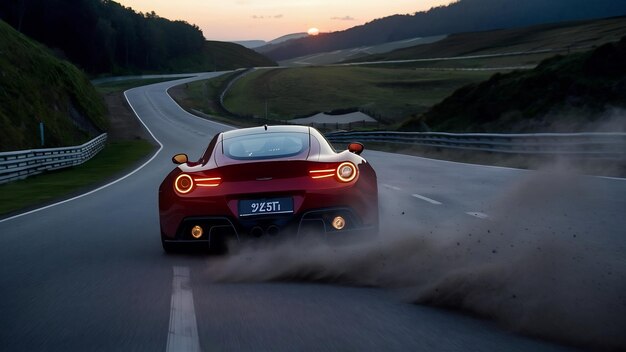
(0, 133, 108, 184)
(325, 131, 626, 158)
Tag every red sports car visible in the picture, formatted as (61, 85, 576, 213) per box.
(158, 125, 378, 252)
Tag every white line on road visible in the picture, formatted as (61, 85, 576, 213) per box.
(382, 184, 402, 191)
(412, 194, 442, 205)
(0, 89, 164, 224)
(466, 211, 489, 219)
(167, 266, 201, 352)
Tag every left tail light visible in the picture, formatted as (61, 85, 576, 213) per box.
(174, 174, 194, 194)
(195, 177, 222, 187)
(174, 174, 221, 194)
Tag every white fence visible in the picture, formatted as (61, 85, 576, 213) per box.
(325, 131, 626, 158)
(0, 133, 108, 184)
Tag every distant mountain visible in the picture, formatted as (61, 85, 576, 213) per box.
(280, 35, 447, 66)
(400, 37, 626, 133)
(232, 40, 266, 49)
(231, 33, 308, 50)
(266, 33, 308, 46)
(349, 16, 626, 63)
(261, 0, 626, 61)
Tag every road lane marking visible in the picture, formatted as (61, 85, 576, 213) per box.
(167, 266, 201, 352)
(412, 194, 442, 205)
(382, 184, 402, 191)
(466, 211, 489, 219)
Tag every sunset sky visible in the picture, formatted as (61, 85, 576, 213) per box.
(116, 0, 455, 42)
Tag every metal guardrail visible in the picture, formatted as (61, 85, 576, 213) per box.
(325, 131, 626, 158)
(0, 133, 108, 184)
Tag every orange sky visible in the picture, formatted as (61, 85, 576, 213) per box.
(116, 0, 455, 41)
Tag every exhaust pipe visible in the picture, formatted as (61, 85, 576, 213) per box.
(267, 225, 279, 236)
(250, 226, 263, 237)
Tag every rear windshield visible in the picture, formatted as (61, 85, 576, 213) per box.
(223, 132, 309, 160)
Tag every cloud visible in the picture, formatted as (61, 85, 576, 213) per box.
(252, 14, 283, 19)
(331, 15, 356, 21)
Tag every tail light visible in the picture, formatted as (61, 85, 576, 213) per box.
(174, 174, 221, 194)
(174, 174, 194, 194)
(310, 162, 358, 183)
(309, 168, 335, 179)
(195, 177, 221, 187)
(336, 162, 357, 182)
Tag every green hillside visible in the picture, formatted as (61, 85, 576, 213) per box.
(400, 37, 626, 132)
(223, 66, 492, 124)
(259, 0, 626, 61)
(201, 41, 276, 71)
(350, 16, 626, 65)
(154, 40, 276, 74)
(0, 20, 107, 151)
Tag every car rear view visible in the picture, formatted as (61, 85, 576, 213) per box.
(159, 125, 378, 252)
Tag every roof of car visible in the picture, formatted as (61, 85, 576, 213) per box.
(221, 125, 310, 139)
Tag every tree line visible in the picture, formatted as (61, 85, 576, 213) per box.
(0, 0, 207, 74)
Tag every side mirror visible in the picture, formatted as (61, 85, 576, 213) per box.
(347, 142, 364, 155)
(172, 153, 188, 164)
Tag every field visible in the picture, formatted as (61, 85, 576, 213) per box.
(223, 66, 495, 126)
(179, 16, 626, 132)
(351, 16, 626, 64)
(358, 51, 570, 70)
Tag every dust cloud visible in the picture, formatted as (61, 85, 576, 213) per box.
(205, 166, 626, 350)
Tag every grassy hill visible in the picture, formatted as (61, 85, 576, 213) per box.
(0, 20, 107, 151)
(200, 41, 276, 71)
(114, 40, 277, 74)
(223, 67, 493, 125)
(400, 37, 626, 132)
(259, 0, 626, 61)
(349, 16, 626, 64)
(160, 40, 276, 73)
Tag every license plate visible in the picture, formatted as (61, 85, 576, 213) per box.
(239, 197, 293, 217)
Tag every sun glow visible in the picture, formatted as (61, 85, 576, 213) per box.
(307, 27, 319, 36)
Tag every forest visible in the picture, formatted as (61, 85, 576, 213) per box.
(0, 0, 208, 74)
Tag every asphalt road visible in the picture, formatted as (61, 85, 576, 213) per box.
(1, 73, 624, 351)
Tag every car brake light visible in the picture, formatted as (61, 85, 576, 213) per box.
(174, 174, 194, 194)
(310, 162, 357, 182)
(175, 174, 221, 194)
(195, 177, 221, 187)
(309, 168, 335, 179)
(336, 162, 357, 182)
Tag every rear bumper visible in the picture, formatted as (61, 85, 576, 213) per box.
(161, 206, 378, 248)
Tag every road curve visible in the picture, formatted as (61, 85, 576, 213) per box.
(1, 73, 623, 351)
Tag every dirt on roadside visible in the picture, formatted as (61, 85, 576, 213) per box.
(102, 92, 153, 142)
